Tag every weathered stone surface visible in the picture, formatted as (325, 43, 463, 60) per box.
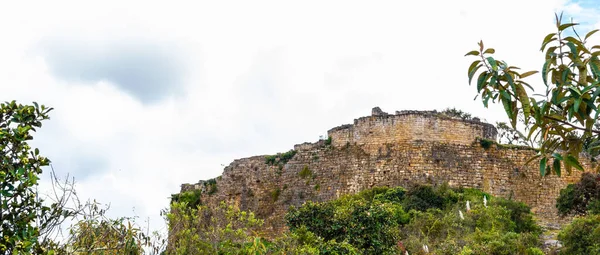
(179, 108, 592, 237)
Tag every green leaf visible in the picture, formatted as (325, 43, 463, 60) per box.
(553, 159, 561, 177)
(468, 61, 482, 84)
(552, 152, 563, 160)
(476, 72, 489, 92)
(540, 157, 547, 176)
(516, 84, 531, 121)
(487, 57, 498, 71)
(558, 23, 579, 31)
(567, 41, 578, 56)
(585, 29, 599, 40)
(484, 48, 495, 54)
(591, 86, 600, 102)
(501, 97, 515, 127)
(561, 68, 572, 84)
(525, 154, 542, 166)
(565, 155, 584, 171)
(520, 71, 538, 79)
(542, 58, 552, 86)
(590, 58, 600, 77)
(501, 90, 511, 100)
(541, 33, 557, 51)
(465, 50, 479, 57)
(505, 73, 516, 92)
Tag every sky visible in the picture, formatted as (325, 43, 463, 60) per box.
(1, 0, 600, 236)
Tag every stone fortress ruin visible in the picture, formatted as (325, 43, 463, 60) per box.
(179, 107, 591, 235)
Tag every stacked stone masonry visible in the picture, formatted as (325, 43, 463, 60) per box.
(180, 107, 593, 236)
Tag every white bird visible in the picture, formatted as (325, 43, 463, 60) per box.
(459, 210, 464, 220)
(466, 200, 471, 212)
(423, 244, 429, 253)
(483, 196, 488, 208)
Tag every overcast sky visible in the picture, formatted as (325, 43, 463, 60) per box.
(2, 0, 599, 234)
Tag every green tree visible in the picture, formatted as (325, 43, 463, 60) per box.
(0, 101, 167, 254)
(165, 201, 263, 255)
(466, 13, 600, 176)
(64, 200, 166, 255)
(0, 101, 75, 254)
(557, 214, 600, 255)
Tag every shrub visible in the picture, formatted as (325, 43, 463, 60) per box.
(206, 178, 218, 195)
(268, 226, 359, 255)
(286, 184, 542, 254)
(286, 195, 409, 254)
(374, 187, 406, 203)
(588, 199, 600, 215)
(402, 205, 540, 254)
(171, 189, 202, 209)
(286, 201, 339, 241)
(440, 107, 474, 120)
(271, 188, 281, 202)
(299, 165, 313, 179)
(557, 184, 577, 215)
(166, 201, 263, 254)
(556, 172, 600, 216)
(557, 214, 600, 255)
(318, 239, 360, 255)
(265, 149, 298, 166)
(401, 183, 458, 211)
(463, 230, 540, 255)
(479, 138, 494, 149)
(324, 136, 332, 146)
(492, 198, 540, 233)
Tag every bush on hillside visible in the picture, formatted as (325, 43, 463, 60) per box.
(556, 172, 600, 216)
(286, 184, 542, 255)
(557, 214, 600, 255)
(286, 190, 409, 255)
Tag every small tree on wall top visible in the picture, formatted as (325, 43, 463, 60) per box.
(466, 13, 600, 176)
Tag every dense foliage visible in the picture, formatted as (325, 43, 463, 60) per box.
(557, 214, 600, 255)
(286, 184, 542, 254)
(554, 173, 600, 254)
(166, 201, 264, 254)
(466, 13, 600, 176)
(0, 101, 74, 254)
(265, 150, 297, 166)
(0, 101, 164, 254)
(556, 172, 600, 216)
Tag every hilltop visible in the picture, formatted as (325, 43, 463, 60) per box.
(176, 107, 590, 235)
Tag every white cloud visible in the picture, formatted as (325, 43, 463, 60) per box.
(1, 0, 597, 235)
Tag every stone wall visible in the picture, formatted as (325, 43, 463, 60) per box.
(179, 108, 592, 236)
(327, 109, 497, 153)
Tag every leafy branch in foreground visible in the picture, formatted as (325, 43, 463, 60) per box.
(466, 13, 600, 176)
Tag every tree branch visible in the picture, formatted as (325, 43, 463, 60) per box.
(544, 115, 600, 134)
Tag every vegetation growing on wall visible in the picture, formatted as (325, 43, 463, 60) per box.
(479, 138, 494, 149)
(299, 165, 313, 179)
(265, 150, 297, 166)
(270, 188, 281, 202)
(324, 136, 332, 146)
(440, 107, 475, 121)
(170, 190, 202, 209)
(205, 178, 218, 195)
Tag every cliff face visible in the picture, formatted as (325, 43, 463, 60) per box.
(179, 108, 591, 236)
